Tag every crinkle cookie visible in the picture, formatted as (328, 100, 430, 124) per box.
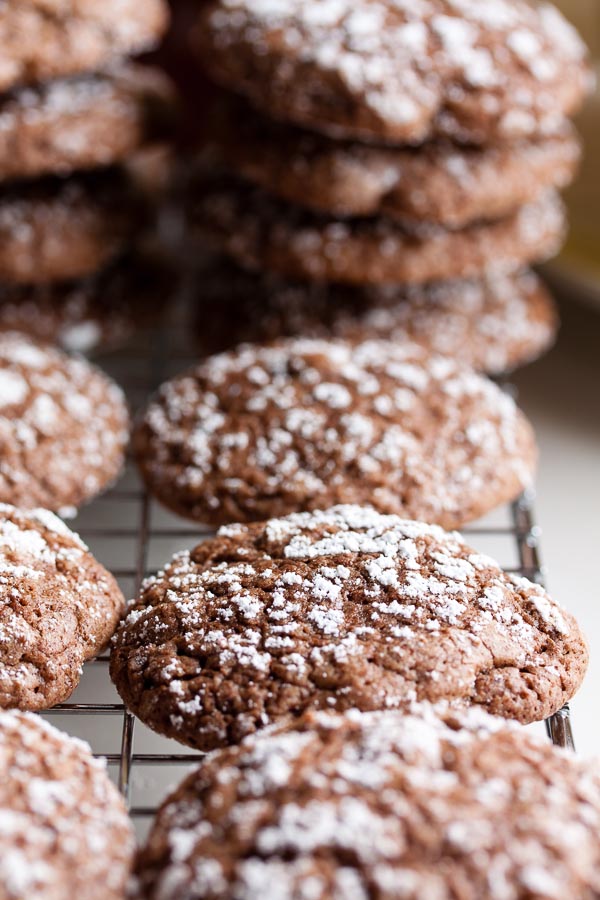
(133, 338, 536, 528)
(0, 65, 175, 183)
(0, 170, 144, 285)
(0, 710, 134, 900)
(0, 331, 129, 511)
(110, 505, 586, 750)
(0, 505, 124, 710)
(0, 0, 169, 93)
(0, 252, 174, 354)
(198, 0, 591, 145)
(194, 264, 558, 376)
(194, 179, 566, 286)
(210, 91, 581, 227)
(134, 705, 600, 900)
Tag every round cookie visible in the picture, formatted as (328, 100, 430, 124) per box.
(0, 710, 134, 900)
(0, 252, 174, 354)
(198, 0, 591, 146)
(134, 339, 537, 528)
(0, 331, 129, 511)
(0, 0, 168, 93)
(211, 91, 581, 227)
(134, 705, 600, 900)
(194, 264, 558, 376)
(111, 506, 586, 750)
(194, 179, 566, 286)
(0, 170, 144, 285)
(0, 505, 125, 710)
(0, 65, 175, 183)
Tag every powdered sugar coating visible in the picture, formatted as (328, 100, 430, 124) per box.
(196, 179, 566, 286)
(195, 265, 558, 376)
(135, 704, 600, 899)
(134, 338, 536, 528)
(0, 331, 129, 511)
(199, 0, 591, 144)
(0, 710, 134, 900)
(110, 506, 586, 750)
(0, 63, 174, 182)
(0, 503, 125, 710)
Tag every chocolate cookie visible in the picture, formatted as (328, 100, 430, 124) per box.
(0, 252, 174, 354)
(134, 340, 536, 528)
(111, 506, 586, 750)
(0, 505, 125, 710)
(0, 331, 129, 511)
(195, 264, 558, 376)
(0, 710, 134, 899)
(211, 92, 581, 227)
(198, 0, 591, 145)
(0, 170, 143, 285)
(194, 179, 566, 286)
(0, 0, 169, 93)
(134, 705, 600, 900)
(0, 65, 175, 184)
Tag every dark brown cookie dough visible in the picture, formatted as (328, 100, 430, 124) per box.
(133, 339, 536, 528)
(110, 505, 586, 751)
(198, 0, 591, 145)
(134, 705, 600, 900)
(0, 710, 134, 899)
(193, 179, 566, 286)
(194, 263, 558, 376)
(0, 64, 175, 183)
(0, 0, 169, 93)
(0, 505, 125, 710)
(0, 331, 129, 512)
(210, 91, 581, 227)
(0, 252, 174, 354)
(0, 170, 144, 285)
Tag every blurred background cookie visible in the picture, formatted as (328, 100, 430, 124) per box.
(0, 710, 134, 899)
(193, 263, 558, 376)
(0, 331, 129, 512)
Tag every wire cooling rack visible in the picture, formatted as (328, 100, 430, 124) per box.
(40, 314, 575, 839)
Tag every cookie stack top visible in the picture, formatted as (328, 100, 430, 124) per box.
(191, 0, 591, 375)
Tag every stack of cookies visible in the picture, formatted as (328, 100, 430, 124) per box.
(190, 0, 592, 376)
(0, 0, 172, 354)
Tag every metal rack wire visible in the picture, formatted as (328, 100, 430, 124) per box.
(41, 319, 575, 837)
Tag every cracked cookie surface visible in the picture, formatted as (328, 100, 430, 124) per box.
(198, 0, 591, 145)
(0, 331, 129, 511)
(0, 505, 124, 710)
(134, 338, 536, 528)
(110, 506, 586, 750)
(134, 705, 600, 900)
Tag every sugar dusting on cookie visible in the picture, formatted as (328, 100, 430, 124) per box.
(135, 703, 600, 899)
(110, 505, 586, 750)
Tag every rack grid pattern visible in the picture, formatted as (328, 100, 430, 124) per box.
(40, 322, 575, 831)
